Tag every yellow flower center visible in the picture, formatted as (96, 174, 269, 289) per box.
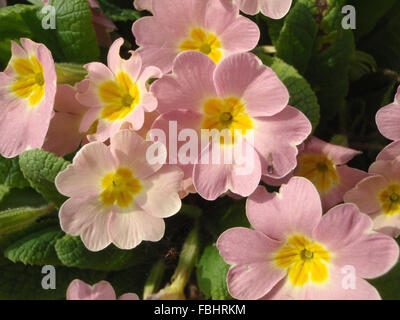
(11, 56, 45, 106)
(296, 154, 339, 193)
(100, 168, 142, 208)
(99, 72, 140, 121)
(274, 235, 331, 287)
(201, 97, 253, 144)
(379, 183, 400, 216)
(179, 28, 222, 64)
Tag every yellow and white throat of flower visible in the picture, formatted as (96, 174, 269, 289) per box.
(296, 154, 339, 194)
(99, 72, 140, 121)
(11, 55, 45, 106)
(379, 183, 400, 216)
(274, 235, 331, 287)
(201, 97, 253, 145)
(100, 168, 142, 208)
(179, 27, 222, 64)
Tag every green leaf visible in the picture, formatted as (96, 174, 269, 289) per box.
(0, 185, 10, 203)
(0, 260, 107, 299)
(0, 156, 30, 189)
(4, 225, 63, 266)
(196, 245, 231, 300)
(257, 54, 320, 130)
(347, 0, 398, 40)
(98, 0, 141, 21)
(275, 0, 318, 75)
(55, 234, 158, 271)
(0, 205, 55, 237)
(45, 0, 100, 63)
(18, 149, 69, 208)
(0, 188, 47, 211)
(369, 259, 400, 300)
(358, 1, 400, 74)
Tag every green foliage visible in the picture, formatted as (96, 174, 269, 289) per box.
(0, 205, 55, 237)
(98, 0, 141, 21)
(196, 245, 231, 300)
(369, 260, 400, 300)
(55, 235, 159, 271)
(19, 149, 69, 208)
(0, 155, 30, 189)
(4, 225, 63, 265)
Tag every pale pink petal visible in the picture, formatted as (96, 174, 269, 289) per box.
(134, 0, 152, 12)
(377, 141, 400, 161)
(214, 53, 289, 117)
(259, 0, 293, 19)
(217, 227, 286, 300)
(376, 102, 400, 141)
(135, 165, 183, 218)
(55, 142, 116, 198)
(151, 51, 217, 114)
(109, 208, 165, 250)
(118, 293, 140, 300)
(246, 177, 322, 241)
(252, 106, 312, 178)
(369, 159, 400, 181)
(110, 129, 164, 179)
(193, 140, 261, 200)
(67, 280, 117, 300)
(313, 203, 372, 251)
(343, 175, 388, 214)
(334, 232, 399, 279)
(302, 136, 361, 165)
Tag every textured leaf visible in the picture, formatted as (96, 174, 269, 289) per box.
(196, 245, 231, 300)
(0, 188, 47, 211)
(55, 235, 158, 271)
(4, 226, 63, 266)
(275, 0, 318, 75)
(0, 156, 30, 189)
(0, 205, 55, 236)
(19, 149, 69, 208)
(46, 0, 100, 63)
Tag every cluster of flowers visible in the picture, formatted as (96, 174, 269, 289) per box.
(1, 0, 399, 300)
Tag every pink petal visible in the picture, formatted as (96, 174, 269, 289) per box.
(214, 53, 288, 117)
(313, 203, 372, 251)
(118, 293, 140, 300)
(343, 175, 388, 214)
(376, 102, 400, 141)
(151, 51, 217, 114)
(67, 280, 117, 300)
(302, 136, 361, 165)
(369, 159, 400, 181)
(135, 165, 183, 218)
(246, 177, 322, 241)
(217, 227, 286, 300)
(259, 0, 293, 19)
(55, 142, 116, 198)
(108, 208, 165, 250)
(377, 141, 400, 161)
(252, 106, 312, 178)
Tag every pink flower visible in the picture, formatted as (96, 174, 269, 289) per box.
(0, 38, 56, 158)
(217, 177, 399, 300)
(76, 38, 161, 143)
(67, 279, 139, 300)
(234, 0, 292, 19)
(376, 85, 400, 141)
(43, 84, 89, 157)
(151, 51, 311, 200)
(55, 129, 183, 251)
(134, 0, 152, 12)
(132, 0, 260, 73)
(263, 136, 369, 211)
(344, 158, 400, 237)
